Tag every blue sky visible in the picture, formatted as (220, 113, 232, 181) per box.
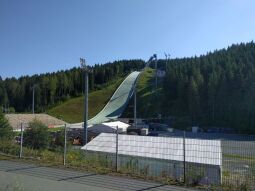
(0, 0, 255, 78)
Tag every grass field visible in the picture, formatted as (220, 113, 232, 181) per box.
(48, 68, 156, 123)
(47, 78, 124, 123)
(137, 68, 156, 116)
(122, 68, 160, 118)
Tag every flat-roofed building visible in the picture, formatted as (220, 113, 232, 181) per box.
(81, 133, 222, 184)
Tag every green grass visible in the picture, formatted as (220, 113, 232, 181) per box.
(47, 78, 124, 123)
(137, 68, 154, 94)
(1, 138, 252, 191)
(48, 68, 159, 122)
(137, 68, 156, 117)
(223, 153, 255, 162)
(121, 68, 156, 118)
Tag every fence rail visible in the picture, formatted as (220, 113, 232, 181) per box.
(0, 122, 255, 190)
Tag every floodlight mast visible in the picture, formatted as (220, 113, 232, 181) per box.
(80, 58, 89, 145)
(31, 84, 37, 114)
(154, 54, 158, 91)
(134, 82, 137, 128)
(32, 86, 35, 114)
(133, 55, 157, 129)
(164, 53, 170, 71)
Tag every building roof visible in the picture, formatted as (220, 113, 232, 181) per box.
(88, 121, 130, 134)
(81, 133, 222, 166)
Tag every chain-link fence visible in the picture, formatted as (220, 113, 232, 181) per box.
(221, 139, 255, 188)
(83, 132, 222, 185)
(0, 122, 67, 166)
(80, 130, 255, 189)
(0, 123, 254, 190)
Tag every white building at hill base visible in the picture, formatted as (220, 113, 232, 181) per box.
(81, 133, 222, 184)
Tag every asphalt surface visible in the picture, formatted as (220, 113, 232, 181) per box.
(162, 131, 255, 156)
(0, 160, 198, 191)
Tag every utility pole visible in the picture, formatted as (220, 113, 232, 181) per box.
(80, 58, 89, 145)
(32, 86, 35, 114)
(133, 55, 155, 129)
(63, 123, 67, 165)
(164, 53, 170, 71)
(134, 83, 137, 128)
(31, 84, 37, 114)
(19, 123, 24, 158)
(154, 54, 158, 91)
(116, 125, 119, 172)
(183, 130, 186, 184)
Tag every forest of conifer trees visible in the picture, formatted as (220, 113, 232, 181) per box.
(0, 60, 145, 112)
(160, 42, 255, 133)
(1, 42, 255, 133)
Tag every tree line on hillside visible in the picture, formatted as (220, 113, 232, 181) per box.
(159, 42, 255, 133)
(0, 60, 145, 112)
(1, 42, 255, 133)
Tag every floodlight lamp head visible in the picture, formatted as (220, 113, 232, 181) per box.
(80, 58, 86, 68)
(148, 56, 154, 62)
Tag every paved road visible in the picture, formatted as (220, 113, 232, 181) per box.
(163, 131, 255, 156)
(0, 160, 197, 191)
(0, 171, 114, 191)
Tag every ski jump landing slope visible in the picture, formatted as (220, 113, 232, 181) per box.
(88, 71, 140, 125)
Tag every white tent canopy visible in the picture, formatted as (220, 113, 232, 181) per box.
(88, 121, 130, 134)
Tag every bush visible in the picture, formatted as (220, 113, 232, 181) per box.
(23, 119, 50, 149)
(0, 111, 13, 140)
(53, 130, 65, 147)
(50, 129, 71, 151)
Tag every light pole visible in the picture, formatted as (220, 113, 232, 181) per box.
(133, 55, 157, 128)
(63, 123, 67, 165)
(31, 84, 37, 114)
(134, 83, 137, 129)
(32, 86, 35, 114)
(80, 58, 89, 145)
(154, 54, 158, 91)
(164, 53, 170, 71)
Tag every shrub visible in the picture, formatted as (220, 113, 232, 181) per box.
(186, 166, 205, 185)
(0, 111, 13, 140)
(23, 119, 50, 149)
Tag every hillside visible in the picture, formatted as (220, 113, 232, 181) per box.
(121, 67, 157, 118)
(0, 60, 145, 113)
(125, 42, 255, 133)
(160, 42, 255, 133)
(47, 78, 124, 123)
(2, 42, 255, 133)
(48, 68, 157, 123)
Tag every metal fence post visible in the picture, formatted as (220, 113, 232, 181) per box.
(63, 124, 67, 166)
(116, 125, 119, 172)
(19, 123, 24, 158)
(183, 130, 186, 184)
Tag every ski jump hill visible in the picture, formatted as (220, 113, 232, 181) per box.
(88, 71, 140, 125)
(70, 71, 140, 128)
